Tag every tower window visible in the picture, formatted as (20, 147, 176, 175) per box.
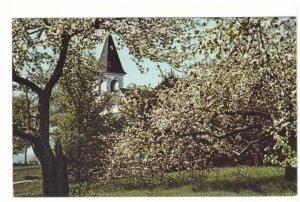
(110, 80, 120, 91)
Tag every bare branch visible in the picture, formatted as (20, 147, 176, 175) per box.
(215, 123, 262, 139)
(44, 32, 71, 93)
(13, 69, 42, 95)
(224, 110, 272, 121)
(183, 123, 262, 139)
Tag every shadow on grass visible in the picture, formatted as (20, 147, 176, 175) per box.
(94, 170, 297, 196)
(191, 175, 297, 195)
(24, 175, 41, 180)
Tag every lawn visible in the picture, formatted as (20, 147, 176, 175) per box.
(13, 165, 42, 182)
(13, 165, 43, 197)
(13, 165, 297, 197)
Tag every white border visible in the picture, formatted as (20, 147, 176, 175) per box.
(0, 0, 298, 202)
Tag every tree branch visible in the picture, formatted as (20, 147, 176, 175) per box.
(44, 32, 71, 94)
(13, 69, 42, 95)
(232, 134, 272, 156)
(216, 123, 262, 139)
(183, 123, 262, 139)
(13, 123, 37, 144)
(224, 110, 272, 121)
(94, 18, 126, 29)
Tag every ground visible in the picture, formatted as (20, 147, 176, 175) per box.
(13, 165, 297, 197)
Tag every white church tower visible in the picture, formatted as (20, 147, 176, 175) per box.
(98, 35, 127, 114)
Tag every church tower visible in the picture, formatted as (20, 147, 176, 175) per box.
(98, 35, 126, 94)
(98, 35, 127, 114)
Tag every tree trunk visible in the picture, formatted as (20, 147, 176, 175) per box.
(285, 167, 297, 182)
(32, 139, 69, 196)
(55, 139, 69, 196)
(24, 147, 27, 165)
(285, 130, 297, 182)
(32, 95, 69, 196)
(41, 155, 58, 196)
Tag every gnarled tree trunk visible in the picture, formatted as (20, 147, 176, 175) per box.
(31, 95, 69, 196)
(32, 138, 69, 196)
(285, 167, 297, 182)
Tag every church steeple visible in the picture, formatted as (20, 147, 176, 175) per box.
(98, 35, 126, 94)
(99, 35, 126, 75)
(97, 35, 127, 115)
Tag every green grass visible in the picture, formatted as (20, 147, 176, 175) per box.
(13, 165, 42, 182)
(14, 181, 43, 197)
(13, 165, 43, 197)
(13, 165, 297, 197)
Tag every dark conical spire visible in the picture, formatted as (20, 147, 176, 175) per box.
(99, 35, 126, 74)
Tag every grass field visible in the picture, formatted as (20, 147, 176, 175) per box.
(13, 165, 42, 197)
(13, 165, 297, 197)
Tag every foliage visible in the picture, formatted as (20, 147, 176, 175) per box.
(52, 51, 128, 196)
(106, 17, 296, 181)
(13, 86, 37, 164)
(53, 58, 103, 191)
(12, 18, 198, 80)
(13, 136, 30, 156)
(187, 17, 297, 168)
